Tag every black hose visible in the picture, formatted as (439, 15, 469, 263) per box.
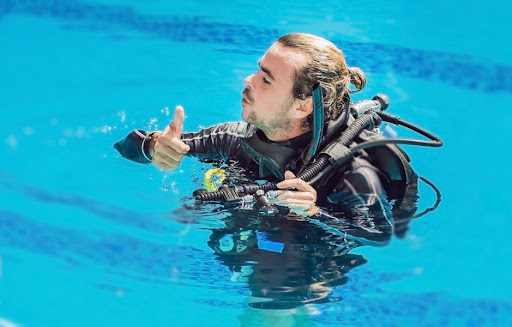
(411, 176, 442, 218)
(348, 116, 443, 154)
(378, 112, 443, 146)
(336, 114, 375, 145)
(297, 156, 329, 181)
(297, 114, 376, 183)
(194, 182, 279, 201)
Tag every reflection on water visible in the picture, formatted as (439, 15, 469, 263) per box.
(3, 175, 512, 326)
(207, 214, 367, 310)
(191, 180, 420, 311)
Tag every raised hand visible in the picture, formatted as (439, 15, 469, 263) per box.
(150, 105, 190, 171)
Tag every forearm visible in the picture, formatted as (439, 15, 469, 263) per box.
(113, 122, 254, 164)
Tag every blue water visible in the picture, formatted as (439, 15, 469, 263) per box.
(1, 0, 512, 326)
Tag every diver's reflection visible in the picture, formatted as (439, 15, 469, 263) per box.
(204, 192, 405, 310)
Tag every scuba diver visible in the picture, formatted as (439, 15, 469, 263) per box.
(114, 32, 442, 310)
(114, 32, 441, 222)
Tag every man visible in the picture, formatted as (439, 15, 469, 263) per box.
(114, 33, 417, 218)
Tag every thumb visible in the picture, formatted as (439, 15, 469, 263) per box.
(169, 105, 185, 136)
(284, 170, 296, 180)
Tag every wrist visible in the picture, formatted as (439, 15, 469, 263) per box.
(149, 131, 162, 158)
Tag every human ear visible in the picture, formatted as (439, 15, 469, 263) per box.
(293, 97, 313, 119)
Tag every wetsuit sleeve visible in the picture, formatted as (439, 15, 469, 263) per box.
(113, 122, 254, 164)
(113, 130, 155, 164)
(181, 122, 254, 161)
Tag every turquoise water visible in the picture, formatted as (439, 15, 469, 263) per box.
(1, 0, 512, 326)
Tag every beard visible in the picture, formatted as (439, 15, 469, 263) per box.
(243, 97, 295, 136)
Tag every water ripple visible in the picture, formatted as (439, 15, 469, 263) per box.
(1, 0, 510, 94)
(1, 210, 511, 325)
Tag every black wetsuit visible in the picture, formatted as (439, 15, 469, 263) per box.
(114, 122, 421, 308)
(114, 121, 412, 210)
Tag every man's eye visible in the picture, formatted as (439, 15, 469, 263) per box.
(263, 77, 271, 85)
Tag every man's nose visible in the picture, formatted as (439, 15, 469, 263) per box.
(244, 74, 254, 89)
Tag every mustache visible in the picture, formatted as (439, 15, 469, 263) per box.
(242, 88, 254, 103)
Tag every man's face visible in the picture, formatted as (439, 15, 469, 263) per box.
(241, 43, 306, 138)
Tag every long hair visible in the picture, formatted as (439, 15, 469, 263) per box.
(277, 33, 366, 128)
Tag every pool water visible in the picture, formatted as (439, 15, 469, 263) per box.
(1, 0, 512, 326)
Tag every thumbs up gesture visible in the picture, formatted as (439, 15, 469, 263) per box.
(150, 106, 191, 171)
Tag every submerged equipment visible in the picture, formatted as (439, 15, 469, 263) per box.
(193, 92, 443, 214)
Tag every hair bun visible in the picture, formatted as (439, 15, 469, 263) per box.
(348, 67, 366, 93)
